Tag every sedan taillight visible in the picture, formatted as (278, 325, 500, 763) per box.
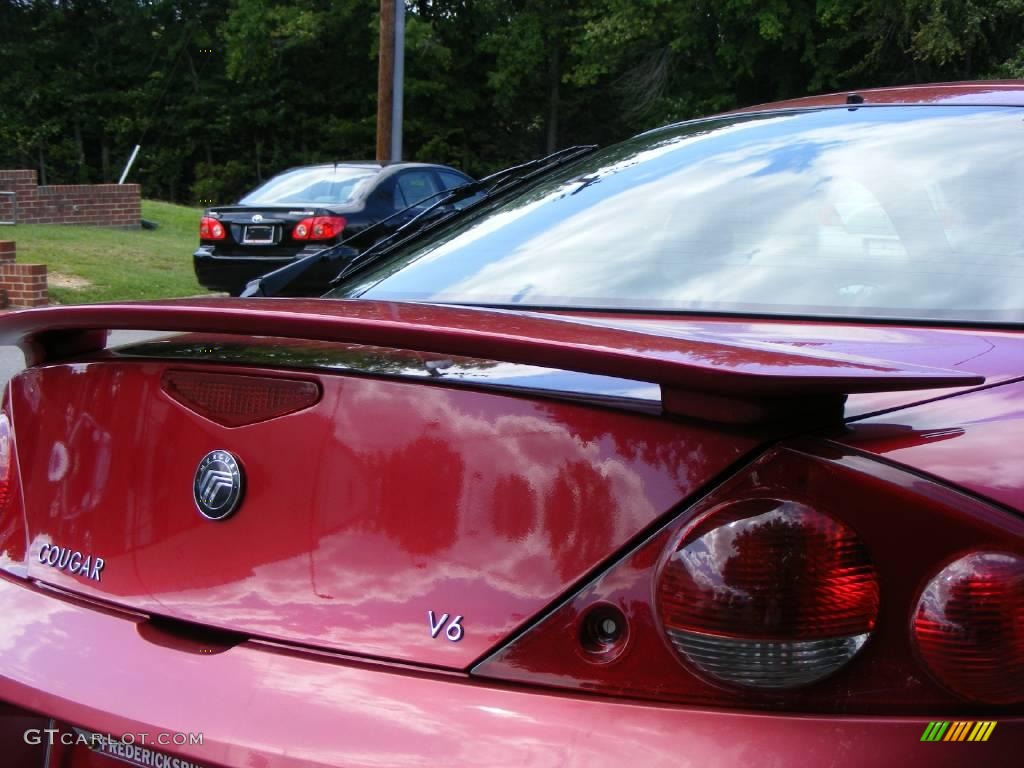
(293, 216, 346, 241)
(199, 216, 226, 240)
(473, 441, 1024, 714)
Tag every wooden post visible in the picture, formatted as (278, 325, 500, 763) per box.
(376, 0, 395, 163)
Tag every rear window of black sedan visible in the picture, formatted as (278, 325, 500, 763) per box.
(240, 165, 377, 206)
(328, 106, 1024, 324)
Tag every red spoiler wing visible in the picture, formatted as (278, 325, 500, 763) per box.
(0, 298, 984, 424)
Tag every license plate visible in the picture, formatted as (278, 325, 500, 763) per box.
(73, 728, 212, 768)
(242, 225, 275, 244)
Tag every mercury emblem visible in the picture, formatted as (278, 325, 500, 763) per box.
(193, 450, 244, 520)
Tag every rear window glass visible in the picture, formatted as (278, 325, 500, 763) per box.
(330, 106, 1024, 324)
(240, 166, 377, 205)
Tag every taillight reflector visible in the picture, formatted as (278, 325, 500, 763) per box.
(162, 370, 320, 427)
(657, 499, 878, 688)
(292, 216, 346, 241)
(199, 216, 226, 240)
(914, 552, 1024, 704)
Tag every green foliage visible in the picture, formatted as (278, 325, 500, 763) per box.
(1, 0, 1021, 204)
(192, 160, 258, 204)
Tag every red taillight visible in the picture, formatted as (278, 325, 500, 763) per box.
(914, 552, 1024, 704)
(292, 216, 346, 241)
(199, 216, 226, 240)
(0, 413, 12, 511)
(473, 442, 1024, 714)
(162, 370, 321, 427)
(0, 405, 27, 574)
(658, 499, 878, 688)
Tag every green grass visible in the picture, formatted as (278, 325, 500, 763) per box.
(8, 200, 207, 304)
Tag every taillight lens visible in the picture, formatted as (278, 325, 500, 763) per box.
(0, 412, 12, 511)
(162, 370, 321, 427)
(0, 405, 27, 575)
(658, 499, 878, 688)
(473, 442, 1024, 714)
(292, 216, 346, 241)
(914, 552, 1024, 704)
(199, 216, 226, 240)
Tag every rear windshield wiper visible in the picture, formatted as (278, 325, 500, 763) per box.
(241, 145, 598, 298)
(239, 181, 483, 298)
(325, 144, 599, 290)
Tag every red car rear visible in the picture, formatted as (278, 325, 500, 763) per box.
(0, 82, 1021, 767)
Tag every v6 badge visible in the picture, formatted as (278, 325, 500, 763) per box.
(427, 611, 464, 642)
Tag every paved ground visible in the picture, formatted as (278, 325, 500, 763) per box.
(0, 330, 167, 385)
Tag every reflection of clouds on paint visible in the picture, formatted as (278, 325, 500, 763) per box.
(48, 441, 69, 482)
(12, 356, 742, 668)
(97, 373, 733, 667)
(1, 575, 844, 767)
(0, 591, 76, 668)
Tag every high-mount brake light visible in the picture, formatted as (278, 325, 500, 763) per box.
(657, 499, 878, 688)
(199, 216, 226, 240)
(162, 370, 321, 427)
(913, 551, 1024, 704)
(293, 216, 346, 241)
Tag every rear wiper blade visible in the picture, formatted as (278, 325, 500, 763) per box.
(242, 145, 598, 299)
(326, 144, 599, 289)
(240, 181, 485, 298)
(330, 145, 599, 285)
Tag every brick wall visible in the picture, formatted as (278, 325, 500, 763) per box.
(0, 170, 140, 228)
(0, 241, 48, 308)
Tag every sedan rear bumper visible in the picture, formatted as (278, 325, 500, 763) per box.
(0, 574, 1019, 768)
(193, 248, 345, 296)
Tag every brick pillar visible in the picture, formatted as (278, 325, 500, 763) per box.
(0, 263, 48, 308)
(0, 241, 14, 264)
(0, 171, 37, 225)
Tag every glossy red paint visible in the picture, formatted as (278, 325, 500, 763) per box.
(578, 314, 1024, 419)
(0, 299, 983, 399)
(733, 80, 1024, 112)
(474, 441, 1024, 713)
(4, 357, 756, 668)
(840, 379, 1024, 513)
(0, 573, 1019, 768)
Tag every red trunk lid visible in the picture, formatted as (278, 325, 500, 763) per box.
(8, 354, 756, 668)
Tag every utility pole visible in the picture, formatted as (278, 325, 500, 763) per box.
(391, 0, 404, 163)
(376, 0, 395, 163)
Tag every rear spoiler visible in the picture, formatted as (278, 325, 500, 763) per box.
(0, 299, 984, 425)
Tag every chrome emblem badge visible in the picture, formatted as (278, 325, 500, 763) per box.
(251, 214, 263, 223)
(193, 450, 244, 520)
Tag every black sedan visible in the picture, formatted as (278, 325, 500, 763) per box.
(193, 161, 474, 295)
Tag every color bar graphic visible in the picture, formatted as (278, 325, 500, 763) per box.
(920, 721, 996, 742)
